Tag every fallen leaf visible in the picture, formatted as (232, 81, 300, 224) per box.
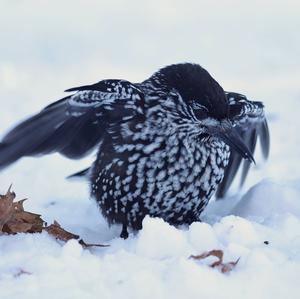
(220, 258, 240, 273)
(190, 249, 239, 273)
(1, 192, 44, 234)
(44, 221, 80, 242)
(44, 221, 109, 247)
(0, 186, 15, 230)
(0, 187, 109, 248)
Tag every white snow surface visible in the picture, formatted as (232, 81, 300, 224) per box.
(1, 1, 300, 298)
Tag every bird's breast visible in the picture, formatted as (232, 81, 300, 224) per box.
(92, 126, 230, 226)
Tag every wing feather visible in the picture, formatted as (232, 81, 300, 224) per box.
(0, 80, 143, 169)
(216, 92, 270, 198)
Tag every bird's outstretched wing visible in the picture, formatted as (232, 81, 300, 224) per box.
(216, 92, 270, 198)
(0, 80, 144, 170)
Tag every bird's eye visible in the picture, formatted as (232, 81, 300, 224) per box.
(192, 102, 208, 119)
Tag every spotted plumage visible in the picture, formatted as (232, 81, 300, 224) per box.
(0, 63, 269, 238)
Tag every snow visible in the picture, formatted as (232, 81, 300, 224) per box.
(1, 1, 300, 298)
(1, 213, 300, 299)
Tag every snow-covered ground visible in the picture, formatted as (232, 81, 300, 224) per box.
(0, 1, 300, 298)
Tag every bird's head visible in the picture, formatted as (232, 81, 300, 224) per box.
(146, 63, 254, 162)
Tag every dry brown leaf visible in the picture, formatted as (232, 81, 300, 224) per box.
(190, 249, 239, 273)
(220, 258, 240, 273)
(44, 221, 109, 247)
(0, 186, 15, 230)
(4, 209, 44, 234)
(13, 198, 27, 211)
(0, 187, 108, 248)
(44, 221, 80, 242)
(3, 222, 34, 233)
(190, 249, 223, 266)
(1, 188, 44, 234)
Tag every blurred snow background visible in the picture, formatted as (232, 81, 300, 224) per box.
(0, 1, 300, 298)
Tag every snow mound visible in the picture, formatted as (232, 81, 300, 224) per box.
(232, 179, 300, 220)
(1, 201, 300, 299)
(136, 216, 190, 259)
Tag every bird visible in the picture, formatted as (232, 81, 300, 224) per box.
(0, 63, 269, 238)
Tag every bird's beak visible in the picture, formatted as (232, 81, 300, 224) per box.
(205, 119, 255, 163)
